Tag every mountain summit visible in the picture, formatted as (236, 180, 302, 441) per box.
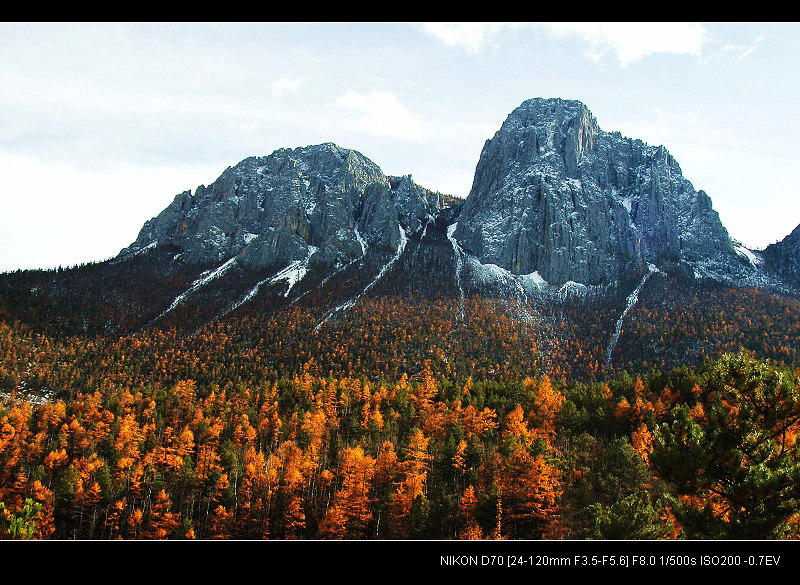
(453, 97, 734, 287)
(120, 142, 455, 273)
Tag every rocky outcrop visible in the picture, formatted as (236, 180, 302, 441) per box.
(763, 223, 800, 287)
(452, 98, 735, 286)
(120, 143, 455, 272)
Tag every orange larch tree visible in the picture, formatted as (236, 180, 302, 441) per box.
(389, 428, 432, 538)
(319, 445, 375, 539)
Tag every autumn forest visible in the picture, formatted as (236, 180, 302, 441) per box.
(2, 257, 800, 541)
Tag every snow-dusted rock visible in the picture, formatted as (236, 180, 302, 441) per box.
(119, 143, 453, 272)
(117, 98, 799, 314)
(763, 223, 800, 288)
(453, 98, 735, 287)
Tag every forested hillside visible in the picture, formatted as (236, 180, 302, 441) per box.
(2, 270, 800, 539)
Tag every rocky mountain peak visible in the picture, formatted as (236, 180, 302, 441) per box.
(119, 142, 450, 273)
(453, 97, 735, 287)
(506, 97, 600, 178)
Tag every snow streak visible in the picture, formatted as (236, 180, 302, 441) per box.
(354, 225, 368, 256)
(291, 227, 370, 307)
(605, 264, 659, 373)
(220, 245, 319, 321)
(269, 245, 319, 298)
(154, 256, 238, 322)
(315, 225, 407, 331)
(447, 222, 466, 321)
(420, 218, 431, 240)
(734, 245, 762, 268)
(132, 241, 158, 256)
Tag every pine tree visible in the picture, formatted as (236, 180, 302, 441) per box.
(653, 352, 800, 538)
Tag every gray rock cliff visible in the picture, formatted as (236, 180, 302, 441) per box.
(452, 98, 735, 286)
(120, 143, 453, 272)
(763, 223, 800, 287)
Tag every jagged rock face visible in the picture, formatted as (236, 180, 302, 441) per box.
(118, 98, 794, 305)
(453, 98, 734, 286)
(120, 143, 451, 271)
(390, 175, 452, 233)
(764, 224, 800, 287)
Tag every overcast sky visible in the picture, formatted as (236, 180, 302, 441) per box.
(1, 22, 798, 272)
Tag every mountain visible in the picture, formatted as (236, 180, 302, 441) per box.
(2, 97, 799, 379)
(116, 97, 797, 310)
(453, 98, 734, 286)
(119, 143, 458, 274)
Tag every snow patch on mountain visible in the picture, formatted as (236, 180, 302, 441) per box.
(605, 263, 660, 373)
(558, 281, 588, 301)
(421, 218, 431, 240)
(125, 241, 158, 259)
(447, 222, 466, 321)
(734, 245, 762, 268)
(468, 257, 529, 298)
(462, 251, 549, 324)
(155, 256, 238, 322)
(521, 271, 548, 288)
(268, 245, 319, 297)
(355, 225, 368, 256)
(215, 246, 320, 323)
(315, 225, 407, 330)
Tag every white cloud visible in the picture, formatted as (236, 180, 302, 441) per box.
(417, 22, 707, 65)
(723, 33, 764, 60)
(270, 77, 304, 98)
(335, 90, 424, 142)
(416, 22, 517, 54)
(545, 22, 708, 66)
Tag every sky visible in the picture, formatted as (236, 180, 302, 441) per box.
(1, 22, 799, 272)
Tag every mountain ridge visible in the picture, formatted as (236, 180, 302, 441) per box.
(118, 97, 799, 306)
(120, 142, 461, 271)
(2, 97, 798, 380)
